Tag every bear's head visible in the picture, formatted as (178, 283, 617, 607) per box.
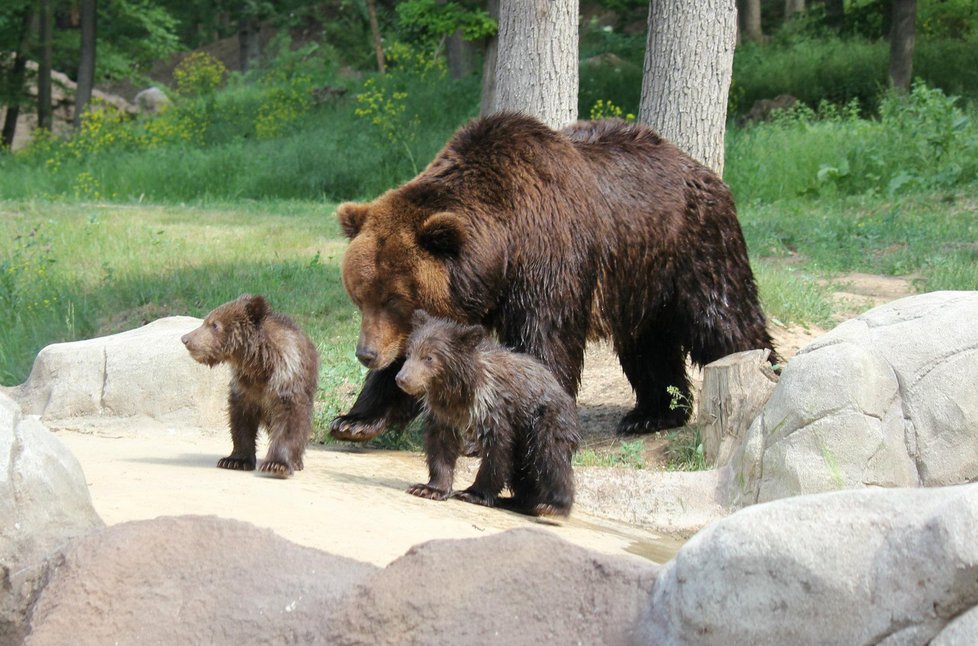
(181, 294, 269, 367)
(395, 310, 486, 396)
(337, 196, 468, 371)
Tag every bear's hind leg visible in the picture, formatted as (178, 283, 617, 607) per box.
(259, 400, 312, 478)
(615, 323, 691, 435)
(221, 390, 260, 471)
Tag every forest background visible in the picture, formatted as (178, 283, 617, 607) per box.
(1, 0, 976, 456)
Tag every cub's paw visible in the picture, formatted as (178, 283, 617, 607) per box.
(258, 461, 293, 478)
(533, 502, 572, 518)
(406, 483, 451, 500)
(217, 456, 256, 471)
(329, 415, 386, 442)
(453, 488, 496, 507)
(616, 408, 688, 436)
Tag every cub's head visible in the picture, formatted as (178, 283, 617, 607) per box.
(181, 294, 268, 366)
(394, 310, 486, 396)
(337, 197, 467, 370)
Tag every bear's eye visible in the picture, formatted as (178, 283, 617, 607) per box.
(210, 322, 219, 332)
(423, 355, 434, 364)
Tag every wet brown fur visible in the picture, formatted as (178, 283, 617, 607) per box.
(182, 294, 319, 477)
(332, 113, 777, 440)
(396, 311, 579, 517)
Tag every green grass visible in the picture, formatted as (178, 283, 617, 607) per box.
(0, 199, 365, 441)
(574, 439, 646, 469)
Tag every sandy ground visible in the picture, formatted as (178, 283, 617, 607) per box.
(56, 427, 685, 567)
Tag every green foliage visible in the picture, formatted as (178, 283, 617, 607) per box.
(664, 428, 706, 471)
(173, 52, 227, 97)
(395, 0, 496, 47)
(574, 440, 645, 469)
(588, 98, 635, 121)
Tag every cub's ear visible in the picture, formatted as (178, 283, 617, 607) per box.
(418, 212, 465, 258)
(411, 309, 432, 329)
(243, 294, 269, 325)
(336, 202, 371, 239)
(458, 324, 486, 349)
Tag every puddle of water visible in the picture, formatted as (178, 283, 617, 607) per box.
(625, 538, 686, 564)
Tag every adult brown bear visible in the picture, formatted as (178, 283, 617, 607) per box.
(331, 113, 775, 440)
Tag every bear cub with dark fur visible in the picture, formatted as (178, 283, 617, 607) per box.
(396, 311, 580, 517)
(181, 294, 319, 478)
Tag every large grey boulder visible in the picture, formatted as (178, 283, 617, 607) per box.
(641, 483, 978, 645)
(3, 316, 229, 433)
(729, 291, 978, 506)
(26, 516, 377, 645)
(0, 392, 103, 645)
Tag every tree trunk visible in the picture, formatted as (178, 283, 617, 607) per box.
(38, 0, 54, 131)
(2, 6, 34, 148)
(889, 0, 916, 93)
(823, 0, 845, 31)
(490, 0, 578, 130)
(785, 0, 805, 19)
(738, 0, 763, 41)
(366, 0, 385, 74)
(479, 0, 499, 117)
(639, 0, 737, 175)
(238, 14, 261, 72)
(445, 30, 474, 79)
(73, 0, 97, 128)
(697, 350, 778, 467)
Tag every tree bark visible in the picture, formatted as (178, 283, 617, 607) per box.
(785, 0, 805, 19)
(445, 30, 474, 79)
(639, 0, 737, 175)
(479, 0, 499, 117)
(697, 350, 778, 467)
(38, 0, 54, 131)
(366, 0, 386, 74)
(738, 0, 763, 41)
(73, 0, 97, 128)
(2, 6, 34, 148)
(238, 13, 261, 72)
(889, 0, 916, 93)
(490, 0, 579, 130)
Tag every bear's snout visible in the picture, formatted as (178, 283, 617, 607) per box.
(355, 345, 377, 367)
(181, 333, 190, 346)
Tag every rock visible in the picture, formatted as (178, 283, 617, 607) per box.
(728, 291, 978, 506)
(641, 483, 978, 645)
(329, 527, 659, 645)
(741, 94, 798, 124)
(4, 317, 230, 434)
(133, 86, 171, 113)
(0, 392, 103, 645)
(932, 605, 978, 645)
(25, 516, 377, 645)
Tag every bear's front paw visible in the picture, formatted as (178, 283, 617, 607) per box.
(532, 502, 571, 518)
(329, 415, 386, 442)
(453, 488, 496, 507)
(616, 408, 688, 435)
(258, 461, 293, 478)
(217, 456, 257, 471)
(406, 483, 451, 500)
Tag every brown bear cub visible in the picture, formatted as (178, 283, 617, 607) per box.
(396, 310, 580, 517)
(181, 294, 319, 478)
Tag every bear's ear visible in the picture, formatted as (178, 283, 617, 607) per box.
(418, 212, 465, 258)
(336, 202, 371, 239)
(244, 294, 268, 325)
(458, 324, 486, 349)
(411, 309, 432, 329)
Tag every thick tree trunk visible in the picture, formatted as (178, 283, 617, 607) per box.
(38, 0, 54, 131)
(639, 0, 737, 175)
(2, 6, 34, 148)
(445, 30, 474, 79)
(490, 0, 579, 130)
(238, 14, 261, 72)
(366, 0, 386, 74)
(73, 0, 97, 128)
(785, 0, 805, 19)
(479, 0, 499, 117)
(889, 0, 916, 93)
(738, 0, 763, 41)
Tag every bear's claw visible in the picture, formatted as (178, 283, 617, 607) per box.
(406, 483, 451, 500)
(452, 489, 496, 507)
(217, 456, 257, 471)
(258, 461, 293, 478)
(329, 415, 386, 442)
(616, 408, 688, 436)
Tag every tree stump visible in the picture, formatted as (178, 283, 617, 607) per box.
(697, 349, 779, 467)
